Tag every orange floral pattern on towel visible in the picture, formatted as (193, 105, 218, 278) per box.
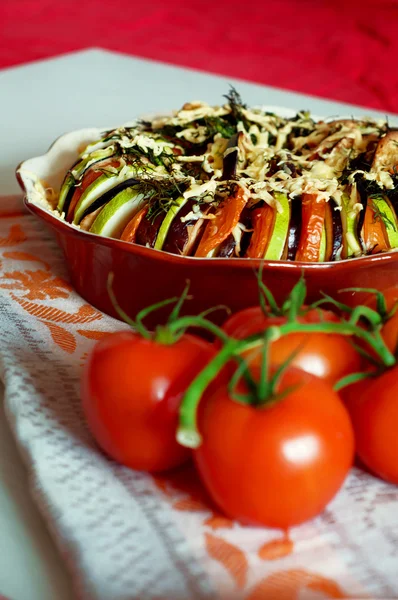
(0, 217, 104, 354)
(0, 205, 351, 599)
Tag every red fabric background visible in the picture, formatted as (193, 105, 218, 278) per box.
(1, 0, 397, 112)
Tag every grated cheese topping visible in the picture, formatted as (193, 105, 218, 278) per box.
(51, 95, 397, 261)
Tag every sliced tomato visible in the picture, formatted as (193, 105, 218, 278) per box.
(361, 198, 390, 254)
(245, 204, 275, 258)
(120, 206, 149, 242)
(66, 159, 121, 223)
(295, 193, 326, 262)
(195, 187, 247, 258)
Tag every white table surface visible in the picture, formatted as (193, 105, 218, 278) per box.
(1, 48, 397, 600)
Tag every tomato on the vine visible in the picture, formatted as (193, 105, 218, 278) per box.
(192, 366, 354, 528)
(82, 330, 214, 472)
(221, 306, 362, 386)
(364, 286, 398, 354)
(342, 365, 398, 484)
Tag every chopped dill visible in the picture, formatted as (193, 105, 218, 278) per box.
(223, 86, 246, 121)
(369, 195, 397, 231)
(129, 177, 190, 223)
(204, 116, 236, 139)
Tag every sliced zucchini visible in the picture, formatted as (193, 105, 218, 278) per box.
(264, 192, 290, 260)
(89, 187, 146, 238)
(341, 191, 362, 257)
(73, 167, 138, 225)
(319, 226, 327, 262)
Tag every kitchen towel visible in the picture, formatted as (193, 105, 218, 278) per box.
(1, 195, 398, 600)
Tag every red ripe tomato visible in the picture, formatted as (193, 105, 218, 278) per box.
(365, 286, 398, 354)
(194, 367, 354, 528)
(221, 307, 362, 386)
(81, 331, 214, 473)
(342, 366, 398, 484)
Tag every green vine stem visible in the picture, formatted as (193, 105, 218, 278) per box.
(107, 272, 230, 344)
(163, 315, 230, 344)
(177, 319, 396, 449)
(177, 338, 242, 448)
(268, 322, 395, 367)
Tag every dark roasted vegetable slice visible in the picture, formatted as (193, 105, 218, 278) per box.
(355, 179, 369, 253)
(286, 196, 302, 261)
(217, 234, 237, 258)
(135, 210, 167, 248)
(153, 197, 188, 250)
(222, 132, 244, 180)
(161, 200, 212, 256)
(329, 198, 344, 261)
(162, 199, 198, 255)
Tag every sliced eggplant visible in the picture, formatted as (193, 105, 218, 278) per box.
(217, 234, 237, 257)
(154, 196, 188, 250)
(222, 132, 244, 180)
(329, 198, 343, 261)
(286, 197, 302, 260)
(264, 193, 290, 261)
(162, 199, 204, 255)
(135, 210, 167, 248)
(355, 179, 369, 252)
(89, 187, 146, 239)
(184, 211, 212, 256)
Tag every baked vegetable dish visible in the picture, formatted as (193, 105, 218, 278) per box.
(54, 90, 398, 261)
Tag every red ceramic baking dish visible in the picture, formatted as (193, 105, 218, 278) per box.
(16, 109, 398, 328)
